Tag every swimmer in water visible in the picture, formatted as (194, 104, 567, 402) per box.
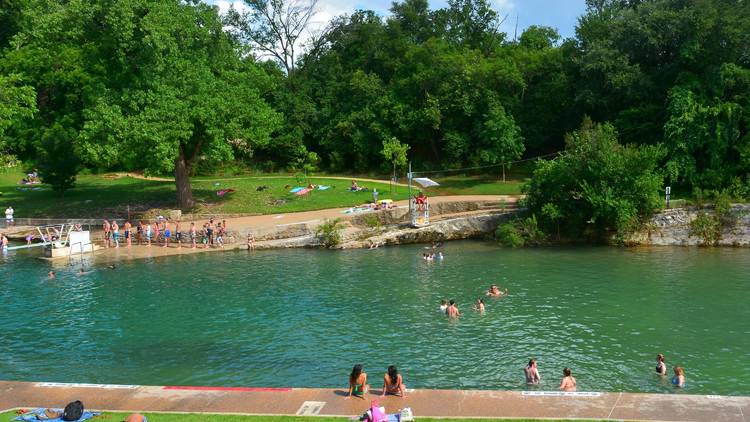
(446, 300, 460, 318)
(474, 298, 485, 313)
(486, 285, 508, 297)
(525, 359, 541, 385)
(439, 299, 448, 313)
(655, 354, 667, 376)
(47, 271, 56, 279)
(559, 367, 577, 392)
(107, 264, 116, 269)
(672, 366, 685, 388)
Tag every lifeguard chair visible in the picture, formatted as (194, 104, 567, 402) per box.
(410, 196, 430, 227)
(408, 169, 439, 228)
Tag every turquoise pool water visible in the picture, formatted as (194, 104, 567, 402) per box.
(1, 242, 749, 395)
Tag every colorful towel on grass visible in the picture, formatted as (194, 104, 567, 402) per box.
(289, 187, 305, 193)
(15, 408, 100, 422)
(317, 185, 331, 190)
(294, 188, 312, 196)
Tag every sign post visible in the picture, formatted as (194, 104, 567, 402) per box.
(665, 186, 671, 208)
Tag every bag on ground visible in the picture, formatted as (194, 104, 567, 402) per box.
(62, 400, 84, 421)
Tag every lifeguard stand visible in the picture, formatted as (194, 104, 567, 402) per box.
(410, 198, 430, 227)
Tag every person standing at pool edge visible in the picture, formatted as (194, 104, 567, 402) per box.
(5, 205, 13, 226)
(346, 364, 369, 399)
(656, 354, 667, 376)
(559, 367, 576, 392)
(525, 359, 541, 385)
(102, 219, 111, 248)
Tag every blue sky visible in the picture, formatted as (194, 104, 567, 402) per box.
(211, 0, 588, 39)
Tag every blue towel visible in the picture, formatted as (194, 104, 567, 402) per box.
(317, 185, 331, 190)
(15, 408, 101, 422)
(289, 187, 305, 193)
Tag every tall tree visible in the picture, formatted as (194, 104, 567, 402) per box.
(225, 0, 319, 76)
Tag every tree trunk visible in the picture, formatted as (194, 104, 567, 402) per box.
(175, 149, 195, 210)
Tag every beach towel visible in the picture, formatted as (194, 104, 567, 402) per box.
(289, 187, 305, 193)
(15, 408, 100, 422)
(317, 185, 331, 190)
(216, 189, 235, 197)
(295, 188, 312, 196)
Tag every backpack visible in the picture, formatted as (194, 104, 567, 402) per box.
(62, 400, 84, 421)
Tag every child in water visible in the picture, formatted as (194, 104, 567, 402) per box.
(474, 298, 485, 313)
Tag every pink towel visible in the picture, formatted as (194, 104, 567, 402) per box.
(295, 188, 312, 196)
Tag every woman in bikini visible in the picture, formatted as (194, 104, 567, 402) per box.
(381, 366, 406, 397)
(346, 364, 369, 399)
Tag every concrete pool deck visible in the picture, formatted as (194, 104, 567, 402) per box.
(1, 381, 748, 421)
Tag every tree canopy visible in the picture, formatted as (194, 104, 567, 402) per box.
(0, 0, 748, 210)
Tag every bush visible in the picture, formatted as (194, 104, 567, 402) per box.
(523, 118, 664, 243)
(689, 190, 736, 245)
(495, 215, 547, 247)
(315, 218, 344, 248)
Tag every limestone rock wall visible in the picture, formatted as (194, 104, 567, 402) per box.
(628, 205, 750, 246)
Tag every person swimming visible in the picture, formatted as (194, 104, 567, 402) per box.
(525, 359, 541, 385)
(47, 271, 55, 279)
(474, 298, 485, 313)
(672, 366, 685, 388)
(655, 354, 667, 376)
(486, 285, 508, 297)
(439, 299, 448, 313)
(446, 300, 460, 318)
(346, 364, 369, 399)
(559, 367, 577, 392)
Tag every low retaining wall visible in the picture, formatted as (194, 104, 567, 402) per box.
(629, 204, 750, 246)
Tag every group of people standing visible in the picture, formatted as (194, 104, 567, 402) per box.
(101, 218, 230, 249)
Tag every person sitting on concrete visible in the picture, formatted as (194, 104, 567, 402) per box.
(123, 413, 147, 422)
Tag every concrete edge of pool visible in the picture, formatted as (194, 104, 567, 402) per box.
(2, 381, 749, 421)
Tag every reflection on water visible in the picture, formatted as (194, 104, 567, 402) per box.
(1, 243, 749, 395)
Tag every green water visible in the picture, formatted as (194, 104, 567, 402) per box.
(1, 242, 749, 395)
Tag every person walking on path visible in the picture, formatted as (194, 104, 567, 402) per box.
(190, 222, 197, 249)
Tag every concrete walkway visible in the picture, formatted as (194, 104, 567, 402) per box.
(1, 381, 747, 421)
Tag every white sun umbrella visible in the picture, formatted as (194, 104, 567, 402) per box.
(413, 177, 440, 188)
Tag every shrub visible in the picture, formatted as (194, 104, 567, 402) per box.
(315, 218, 343, 248)
(495, 215, 547, 247)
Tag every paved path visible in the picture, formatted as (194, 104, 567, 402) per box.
(1, 381, 747, 421)
(117, 172, 410, 186)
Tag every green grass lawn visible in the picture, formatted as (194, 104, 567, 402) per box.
(0, 169, 524, 219)
(0, 410, 597, 421)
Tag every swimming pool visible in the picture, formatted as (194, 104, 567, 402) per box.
(1, 242, 748, 395)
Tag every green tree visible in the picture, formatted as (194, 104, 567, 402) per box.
(381, 136, 410, 192)
(37, 122, 79, 194)
(0, 74, 36, 149)
(478, 102, 524, 181)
